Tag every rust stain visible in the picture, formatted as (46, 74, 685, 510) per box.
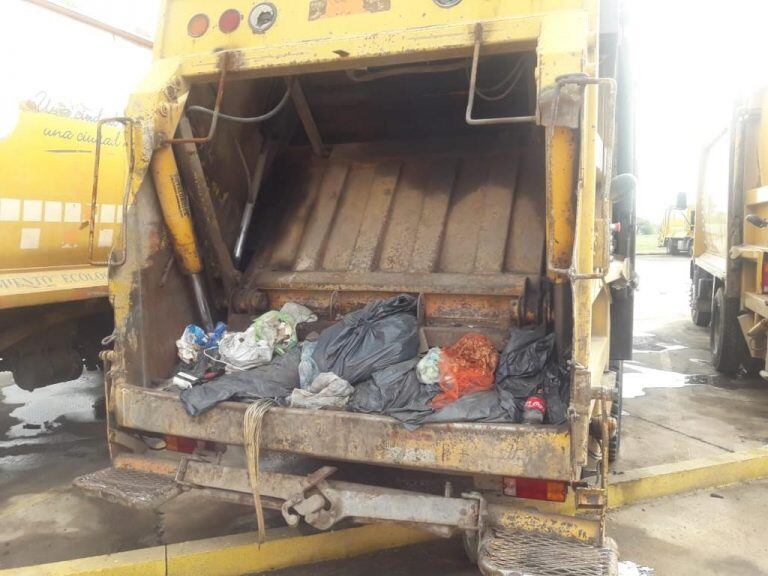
(309, 0, 390, 20)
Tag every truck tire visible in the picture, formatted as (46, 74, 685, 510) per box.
(667, 240, 678, 255)
(462, 530, 479, 564)
(690, 267, 712, 327)
(710, 287, 748, 374)
(608, 361, 622, 463)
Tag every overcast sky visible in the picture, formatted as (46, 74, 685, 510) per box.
(2, 0, 768, 223)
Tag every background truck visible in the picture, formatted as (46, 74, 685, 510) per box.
(658, 194, 694, 255)
(0, 108, 125, 390)
(0, 1, 150, 391)
(82, 1, 635, 574)
(690, 89, 768, 375)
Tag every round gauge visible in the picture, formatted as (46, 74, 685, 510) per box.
(434, 0, 462, 7)
(249, 3, 278, 33)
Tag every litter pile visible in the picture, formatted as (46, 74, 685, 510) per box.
(173, 294, 570, 427)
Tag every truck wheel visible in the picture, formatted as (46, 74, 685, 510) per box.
(667, 240, 678, 255)
(608, 361, 622, 463)
(690, 267, 712, 327)
(710, 287, 748, 374)
(462, 530, 479, 564)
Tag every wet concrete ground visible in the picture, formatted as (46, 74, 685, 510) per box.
(1, 254, 767, 574)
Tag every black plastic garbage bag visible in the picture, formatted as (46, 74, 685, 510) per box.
(420, 389, 516, 426)
(349, 359, 437, 425)
(180, 348, 301, 417)
(542, 361, 570, 425)
(312, 294, 419, 385)
(494, 327, 555, 398)
(495, 327, 570, 425)
(349, 358, 521, 428)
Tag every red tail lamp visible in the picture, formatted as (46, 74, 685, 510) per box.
(187, 13, 209, 38)
(219, 9, 242, 33)
(503, 477, 568, 502)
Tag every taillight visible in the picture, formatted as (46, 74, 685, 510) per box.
(503, 477, 568, 502)
(762, 257, 768, 293)
(187, 13, 209, 38)
(165, 435, 196, 453)
(219, 9, 242, 33)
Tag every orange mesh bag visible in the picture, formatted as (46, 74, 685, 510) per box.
(431, 333, 499, 408)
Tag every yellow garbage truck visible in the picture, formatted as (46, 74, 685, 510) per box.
(0, 108, 126, 390)
(82, 1, 636, 573)
(690, 89, 768, 376)
(658, 195, 694, 255)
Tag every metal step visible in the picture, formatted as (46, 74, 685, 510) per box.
(74, 467, 181, 509)
(478, 528, 618, 576)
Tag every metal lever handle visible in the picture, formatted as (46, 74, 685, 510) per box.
(465, 23, 536, 126)
(88, 117, 135, 267)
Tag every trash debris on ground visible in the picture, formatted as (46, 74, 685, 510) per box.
(618, 561, 654, 576)
(432, 333, 499, 408)
(218, 326, 273, 371)
(416, 347, 441, 384)
(289, 372, 354, 410)
(175, 322, 226, 364)
(252, 310, 298, 356)
(179, 347, 301, 416)
(312, 294, 419, 384)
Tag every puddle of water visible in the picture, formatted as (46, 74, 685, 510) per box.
(619, 560, 654, 576)
(622, 362, 711, 398)
(0, 453, 46, 473)
(633, 335, 688, 353)
(1, 371, 103, 439)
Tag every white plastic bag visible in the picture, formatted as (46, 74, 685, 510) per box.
(416, 347, 441, 384)
(280, 302, 318, 325)
(218, 326, 273, 371)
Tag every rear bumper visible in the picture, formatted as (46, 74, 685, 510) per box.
(114, 382, 573, 480)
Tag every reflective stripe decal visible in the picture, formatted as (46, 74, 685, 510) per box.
(20, 228, 41, 249)
(0, 198, 21, 221)
(23, 199, 43, 222)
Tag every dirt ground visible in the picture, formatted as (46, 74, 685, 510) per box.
(1, 254, 767, 575)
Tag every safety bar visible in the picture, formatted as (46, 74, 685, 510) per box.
(88, 117, 135, 267)
(465, 23, 536, 126)
(545, 74, 617, 281)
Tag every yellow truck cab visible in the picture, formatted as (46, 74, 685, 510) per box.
(82, 2, 636, 573)
(0, 107, 126, 389)
(691, 88, 768, 376)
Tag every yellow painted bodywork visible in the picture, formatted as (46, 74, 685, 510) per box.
(0, 109, 126, 306)
(150, 146, 202, 275)
(548, 127, 578, 277)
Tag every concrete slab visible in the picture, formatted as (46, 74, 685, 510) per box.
(609, 479, 768, 576)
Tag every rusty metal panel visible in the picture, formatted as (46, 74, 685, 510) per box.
(115, 383, 572, 480)
(242, 139, 544, 328)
